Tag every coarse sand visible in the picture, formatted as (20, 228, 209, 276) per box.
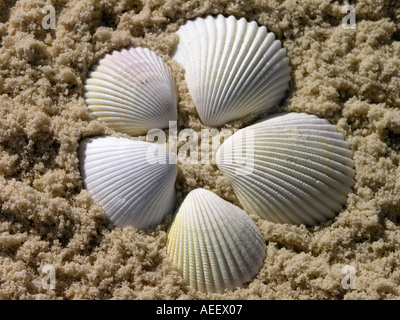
(0, 0, 400, 299)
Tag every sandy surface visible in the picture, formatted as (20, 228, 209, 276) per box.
(0, 0, 400, 300)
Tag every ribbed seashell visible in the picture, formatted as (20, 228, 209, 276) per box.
(172, 15, 291, 127)
(84, 47, 178, 135)
(167, 188, 266, 293)
(216, 113, 355, 226)
(79, 136, 177, 229)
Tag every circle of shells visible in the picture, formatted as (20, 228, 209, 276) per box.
(79, 15, 355, 294)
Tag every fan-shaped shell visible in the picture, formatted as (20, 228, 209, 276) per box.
(84, 47, 178, 135)
(172, 15, 291, 127)
(216, 113, 355, 226)
(167, 188, 266, 293)
(79, 136, 177, 229)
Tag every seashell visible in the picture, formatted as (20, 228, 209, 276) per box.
(216, 113, 355, 226)
(79, 136, 177, 229)
(172, 15, 291, 127)
(84, 47, 178, 136)
(167, 188, 266, 293)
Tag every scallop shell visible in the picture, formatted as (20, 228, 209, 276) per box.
(216, 113, 355, 226)
(167, 188, 266, 293)
(79, 136, 177, 229)
(84, 47, 178, 135)
(172, 15, 291, 127)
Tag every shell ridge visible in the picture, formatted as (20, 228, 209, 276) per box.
(205, 195, 243, 290)
(253, 154, 354, 195)
(229, 211, 266, 280)
(244, 163, 340, 221)
(85, 77, 172, 121)
(218, 29, 273, 116)
(231, 53, 290, 115)
(167, 189, 266, 293)
(217, 113, 355, 225)
(218, 32, 278, 114)
(134, 171, 177, 228)
(190, 195, 208, 292)
(206, 15, 238, 125)
(79, 137, 177, 229)
(199, 191, 227, 292)
(200, 17, 211, 123)
(172, 15, 291, 126)
(219, 157, 340, 223)
(241, 68, 291, 112)
(216, 200, 261, 286)
(212, 18, 256, 124)
(225, 143, 355, 184)
(85, 47, 177, 135)
(204, 16, 223, 122)
(118, 47, 172, 104)
(224, 130, 354, 175)
(221, 48, 289, 122)
(92, 161, 175, 227)
(220, 165, 308, 224)
(85, 96, 168, 123)
(189, 19, 207, 119)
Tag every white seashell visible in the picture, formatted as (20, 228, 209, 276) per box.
(172, 15, 291, 127)
(84, 47, 178, 135)
(79, 136, 177, 229)
(167, 188, 266, 293)
(216, 113, 355, 226)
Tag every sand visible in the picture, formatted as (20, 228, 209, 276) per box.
(0, 0, 399, 300)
